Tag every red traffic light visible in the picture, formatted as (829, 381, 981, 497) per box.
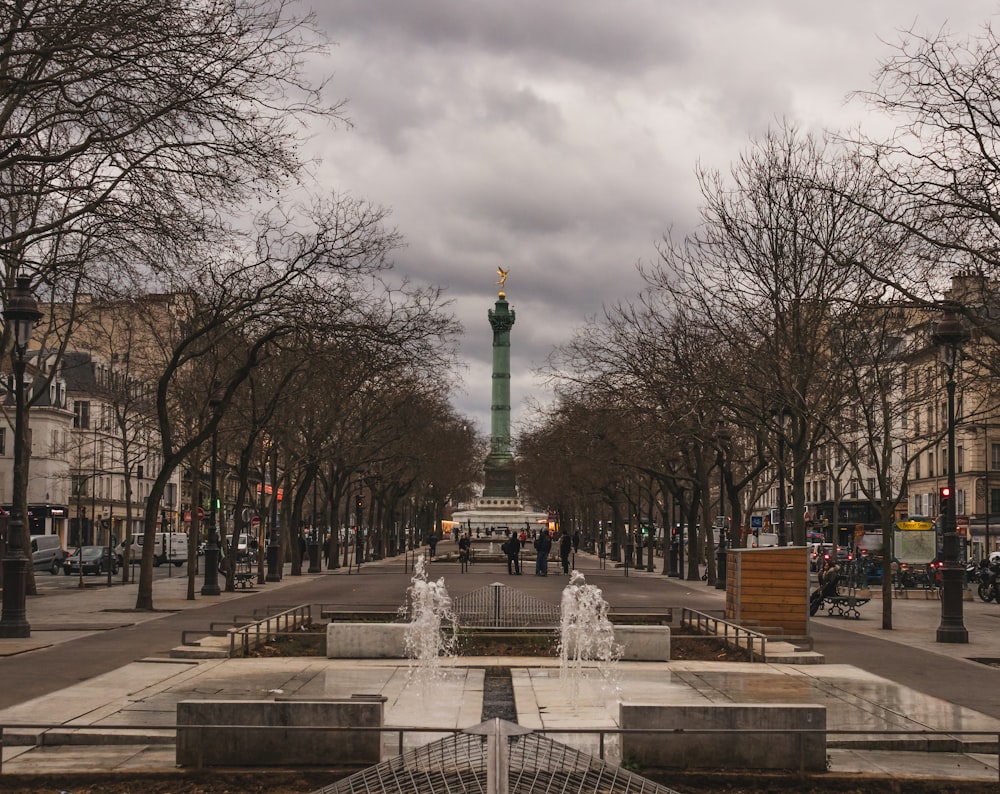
(940, 486, 952, 499)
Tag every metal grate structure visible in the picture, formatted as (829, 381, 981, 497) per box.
(451, 583, 560, 628)
(311, 719, 682, 794)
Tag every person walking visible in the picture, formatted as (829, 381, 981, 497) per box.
(559, 531, 572, 574)
(458, 532, 471, 573)
(504, 533, 521, 575)
(535, 528, 551, 576)
(427, 532, 438, 559)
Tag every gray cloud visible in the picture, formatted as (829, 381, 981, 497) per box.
(303, 1, 1000, 436)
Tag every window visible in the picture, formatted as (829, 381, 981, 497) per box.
(927, 450, 934, 478)
(957, 489, 966, 516)
(914, 456, 921, 479)
(957, 445, 964, 474)
(992, 443, 1000, 472)
(0, 427, 5, 456)
(991, 488, 1000, 515)
(74, 400, 90, 429)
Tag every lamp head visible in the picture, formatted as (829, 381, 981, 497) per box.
(931, 301, 971, 349)
(5, 275, 41, 355)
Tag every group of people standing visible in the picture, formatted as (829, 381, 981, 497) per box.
(503, 527, 578, 576)
(431, 526, 581, 577)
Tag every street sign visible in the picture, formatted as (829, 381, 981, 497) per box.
(895, 519, 934, 531)
(197, 506, 205, 521)
(251, 516, 261, 529)
(750, 515, 763, 529)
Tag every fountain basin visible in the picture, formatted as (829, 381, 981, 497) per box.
(326, 623, 668, 660)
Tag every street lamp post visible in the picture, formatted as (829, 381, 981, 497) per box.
(266, 443, 281, 582)
(771, 403, 791, 547)
(932, 302, 970, 644)
(307, 477, 321, 574)
(0, 276, 41, 638)
(715, 420, 732, 591)
(200, 393, 223, 596)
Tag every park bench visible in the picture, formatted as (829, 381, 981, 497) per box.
(822, 583, 869, 619)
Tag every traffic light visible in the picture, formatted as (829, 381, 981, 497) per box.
(939, 486, 952, 516)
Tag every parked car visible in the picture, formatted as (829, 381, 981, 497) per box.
(31, 534, 66, 575)
(63, 546, 118, 576)
(808, 543, 834, 571)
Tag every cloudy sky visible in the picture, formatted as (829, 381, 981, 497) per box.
(304, 1, 1000, 438)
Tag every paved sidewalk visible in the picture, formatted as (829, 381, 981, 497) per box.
(0, 549, 998, 786)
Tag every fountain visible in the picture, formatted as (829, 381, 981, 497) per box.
(402, 554, 457, 686)
(558, 570, 622, 702)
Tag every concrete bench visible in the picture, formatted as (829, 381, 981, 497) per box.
(620, 703, 826, 771)
(328, 622, 408, 658)
(176, 695, 385, 767)
(616, 625, 670, 661)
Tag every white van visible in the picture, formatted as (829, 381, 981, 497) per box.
(116, 532, 188, 567)
(30, 534, 65, 575)
(751, 532, 780, 548)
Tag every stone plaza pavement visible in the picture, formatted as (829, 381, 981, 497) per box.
(0, 548, 998, 785)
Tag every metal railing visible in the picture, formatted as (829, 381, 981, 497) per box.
(2, 721, 997, 784)
(680, 607, 769, 660)
(228, 604, 313, 657)
(452, 583, 560, 628)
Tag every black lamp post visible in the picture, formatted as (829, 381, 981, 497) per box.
(932, 302, 970, 643)
(307, 475, 321, 573)
(715, 420, 733, 590)
(771, 403, 791, 546)
(0, 276, 41, 638)
(200, 392, 223, 596)
(266, 442, 281, 582)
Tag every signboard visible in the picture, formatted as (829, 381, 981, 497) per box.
(197, 506, 205, 521)
(750, 515, 763, 529)
(896, 519, 934, 531)
(251, 516, 261, 529)
(894, 529, 936, 563)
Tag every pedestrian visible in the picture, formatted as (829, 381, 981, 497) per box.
(559, 531, 572, 574)
(519, 528, 527, 549)
(458, 532, 471, 573)
(572, 530, 580, 554)
(534, 528, 551, 576)
(504, 534, 521, 575)
(427, 532, 438, 559)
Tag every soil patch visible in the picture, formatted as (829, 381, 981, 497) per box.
(250, 623, 751, 662)
(253, 624, 747, 662)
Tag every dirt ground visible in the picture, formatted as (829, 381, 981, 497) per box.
(245, 625, 752, 661)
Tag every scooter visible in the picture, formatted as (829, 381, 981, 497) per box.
(976, 558, 1000, 603)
